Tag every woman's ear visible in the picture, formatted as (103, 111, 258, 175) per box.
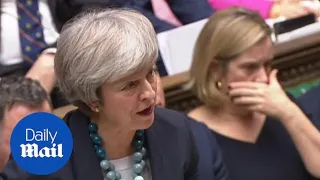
(88, 102, 99, 113)
(209, 60, 223, 81)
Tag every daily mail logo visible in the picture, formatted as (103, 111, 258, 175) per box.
(20, 128, 63, 158)
(10, 112, 73, 175)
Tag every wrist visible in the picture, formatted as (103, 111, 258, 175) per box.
(42, 48, 57, 55)
(278, 103, 299, 124)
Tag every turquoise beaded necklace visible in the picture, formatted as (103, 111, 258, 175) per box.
(88, 122, 148, 180)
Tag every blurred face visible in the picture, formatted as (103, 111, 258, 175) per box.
(0, 122, 5, 171)
(155, 73, 165, 108)
(97, 65, 157, 131)
(0, 100, 51, 170)
(222, 37, 274, 90)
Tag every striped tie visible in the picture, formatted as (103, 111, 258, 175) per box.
(17, 0, 46, 67)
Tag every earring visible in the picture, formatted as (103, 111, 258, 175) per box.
(94, 107, 99, 113)
(216, 81, 222, 89)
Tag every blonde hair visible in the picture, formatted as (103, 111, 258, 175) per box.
(189, 7, 272, 108)
(54, 8, 158, 106)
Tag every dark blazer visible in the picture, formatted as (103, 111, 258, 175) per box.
(2, 108, 229, 180)
(298, 86, 320, 128)
(54, 0, 128, 31)
(128, 0, 214, 33)
(187, 119, 230, 180)
(55, 0, 214, 34)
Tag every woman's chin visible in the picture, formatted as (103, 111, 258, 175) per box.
(135, 113, 155, 130)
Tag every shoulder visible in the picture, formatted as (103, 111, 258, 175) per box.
(155, 107, 211, 134)
(154, 107, 191, 129)
(298, 86, 320, 107)
(187, 106, 209, 122)
(2, 157, 73, 180)
(154, 107, 197, 139)
(155, 107, 219, 151)
(297, 86, 320, 128)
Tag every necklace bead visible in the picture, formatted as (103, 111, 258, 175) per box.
(88, 122, 147, 180)
(100, 160, 110, 170)
(134, 176, 144, 180)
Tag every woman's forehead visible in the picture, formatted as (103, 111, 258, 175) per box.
(112, 64, 155, 83)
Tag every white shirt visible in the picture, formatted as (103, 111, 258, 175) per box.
(0, 0, 59, 65)
(109, 156, 152, 180)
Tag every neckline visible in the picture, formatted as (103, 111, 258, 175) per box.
(109, 155, 133, 170)
(212, 118, 268, 144)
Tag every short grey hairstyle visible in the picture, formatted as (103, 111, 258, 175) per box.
(54, 8, 159, 106)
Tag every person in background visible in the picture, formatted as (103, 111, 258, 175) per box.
(155, 72, 166, 107)
(0, 99, 5, 172)
(188, 7, 320, 180)
(127, 0, 214, 33)
(0, 0, 74, 108)
(208, 0, 320, 19)
(0, 76, 51, 170)
(3, 8, 230, 180)
(126, 0, 215, 76)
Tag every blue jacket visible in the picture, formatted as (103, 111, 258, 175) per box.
(2, 108, 229, 180)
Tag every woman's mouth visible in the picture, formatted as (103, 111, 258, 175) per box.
(137, 106, 154, 116)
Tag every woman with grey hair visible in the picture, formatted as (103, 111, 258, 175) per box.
(1, 8, 230, 180)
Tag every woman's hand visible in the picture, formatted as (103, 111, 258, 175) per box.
(270, 1, 319, 19)
(228, 69, 296, 120)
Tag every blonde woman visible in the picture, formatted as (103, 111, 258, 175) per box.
(188, 7, 320, 180)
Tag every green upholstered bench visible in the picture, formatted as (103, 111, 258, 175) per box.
(286, 80, 320, 98)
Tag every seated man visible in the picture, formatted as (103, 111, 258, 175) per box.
(0, 0, 72, 108)
(0, 76, 51, 170)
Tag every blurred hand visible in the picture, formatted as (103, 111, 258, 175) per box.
(270, 1, 320, 19)
(25, 53, 56, 94)
(228, 69, 295, 120)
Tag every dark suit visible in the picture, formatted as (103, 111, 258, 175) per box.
(56, 0, 214, 33)
(2, 108, 229, 180)
(298, 86, 320, 128)
(55, 0, 129, 31)
(188, 119, 230, 180)
(128, 0, 214, 33)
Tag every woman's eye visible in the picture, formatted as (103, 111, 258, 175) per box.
(247, 64, 258, 70)
(123, 81, 138, 90)
(147, 69, 156, 82)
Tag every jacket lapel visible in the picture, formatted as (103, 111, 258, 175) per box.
(66, 110, 104, 180)
(65, 109, 184, 180)
(146, 111, 182, 180)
